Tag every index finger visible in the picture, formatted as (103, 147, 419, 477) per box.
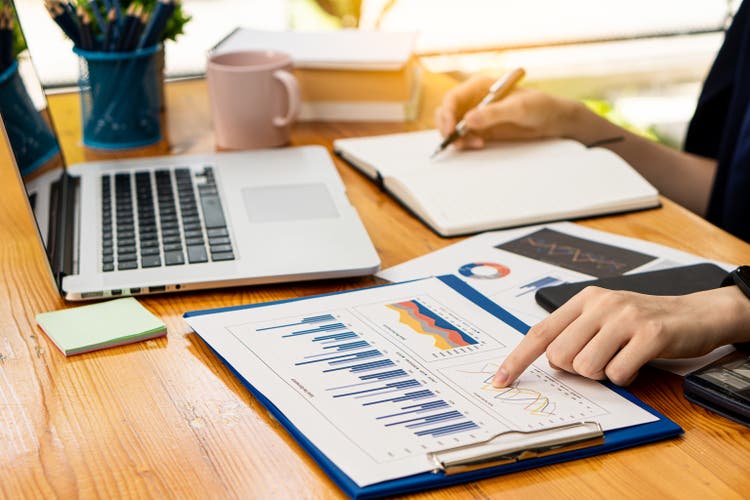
(493, 290, 589, 387)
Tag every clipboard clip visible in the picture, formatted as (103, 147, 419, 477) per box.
(428, 421, 604, 476)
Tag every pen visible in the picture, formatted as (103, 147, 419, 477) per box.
(431, 67, 525, 158)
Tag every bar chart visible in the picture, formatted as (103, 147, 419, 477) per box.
(230, 308, 496, 461)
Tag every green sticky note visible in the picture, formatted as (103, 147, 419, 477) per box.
(36, 297, 166, 356)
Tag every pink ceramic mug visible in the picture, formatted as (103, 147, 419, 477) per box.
(207, 50, 300, 150)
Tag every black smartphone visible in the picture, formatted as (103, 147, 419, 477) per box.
(534, 263, 728, 313)
(684, 357, 750, 427)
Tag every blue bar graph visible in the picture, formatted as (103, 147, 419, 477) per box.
(326, 370, 409, 392)
(314, 332, 358, 342)
(257, 314, 336, 331)
(384, 410, 463, 427)
(333, 379, 421, 398)
(282, 323, 347, 338)
(516, 276, 566, 297)
(323, 359, 395, 373)
(295, 349, 383, 366)
(302, 340, 371, 360)
(415, 421, 479, 437)
(359, 369, 407, 381)
(376, 400, 450, 419)
(322, 340, 370, 351)
(363, 390, 435, 406)
(259, 312, 480, 440)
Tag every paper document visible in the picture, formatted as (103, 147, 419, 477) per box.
(378, 222, 735, 374)
(184, 277, 656, 487)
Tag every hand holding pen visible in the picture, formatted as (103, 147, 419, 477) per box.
(432, 68, 525, 157)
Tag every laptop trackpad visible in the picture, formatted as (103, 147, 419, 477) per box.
(242, 183, 340, 222)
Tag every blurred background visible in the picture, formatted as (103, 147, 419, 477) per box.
(15, 0, 741, 147)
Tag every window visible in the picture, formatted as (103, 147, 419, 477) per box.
(358, 0, 738, 146)
(15, 0, 289, 87)
(361, 0, 734, 53)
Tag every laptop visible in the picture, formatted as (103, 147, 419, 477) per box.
(3, 11, 379, 301)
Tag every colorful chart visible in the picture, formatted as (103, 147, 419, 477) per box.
(496, 228, 656, 278)
(442, 360, 608, 428)
(480, 374, 556, 416)
(387, 300, 478, 350)
(458, 262, 511, 280)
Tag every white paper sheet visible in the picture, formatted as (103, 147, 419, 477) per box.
(185, 277, 657, 487)
(378, 222, 736, 374)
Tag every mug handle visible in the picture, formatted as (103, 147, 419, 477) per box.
(272, 70, 300, 127)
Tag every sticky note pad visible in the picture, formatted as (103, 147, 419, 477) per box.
(36, 298, 167, 356)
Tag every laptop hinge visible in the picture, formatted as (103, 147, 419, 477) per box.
(48, 171, 76, 292)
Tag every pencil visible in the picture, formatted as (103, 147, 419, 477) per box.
(127, 11, 148, 52)
(87, 0, 106, 33)
(80, 10, 94, 50)
(0, 9, 11, 71)
(116, 3, 137, 51)
(112, 0, 124, 27)
(61, 0, 82, 43)
(137, 0, 170, 49)
(431, 67, 526, 158)
(46, 0, 81, 47)
(102, 7, 115, 51)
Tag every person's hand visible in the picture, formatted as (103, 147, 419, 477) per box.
(434, 75, 583, 150)
(492, 285, 750, 387)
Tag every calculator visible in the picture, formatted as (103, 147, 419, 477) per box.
(684, 357, 750, 427)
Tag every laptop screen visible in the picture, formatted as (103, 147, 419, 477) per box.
(0, 1, 66, 265)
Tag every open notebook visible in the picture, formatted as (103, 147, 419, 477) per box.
(334, 130, 660, 237)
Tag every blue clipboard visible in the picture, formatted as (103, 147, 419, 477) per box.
(184, 275, 683, 499)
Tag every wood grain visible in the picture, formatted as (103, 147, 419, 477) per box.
(2, 70, 750, 499)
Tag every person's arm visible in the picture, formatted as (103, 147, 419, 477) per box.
(435, 76, 718, 215)
(564, 103, 717, 216)
(492, 285, 750, 387)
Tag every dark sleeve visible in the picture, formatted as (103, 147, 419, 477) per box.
(684, 2, 750, 158)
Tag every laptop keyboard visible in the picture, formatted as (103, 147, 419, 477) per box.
(100, 166, 235, 272)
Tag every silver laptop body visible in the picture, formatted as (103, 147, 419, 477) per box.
(5, 19, 379, 301)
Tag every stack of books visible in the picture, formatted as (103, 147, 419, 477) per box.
(212, 28, 419, 122)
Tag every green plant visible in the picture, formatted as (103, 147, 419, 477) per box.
(136, 0, 191, 42)
(11, 14, 26, 58)
(81, 0, 191, 42)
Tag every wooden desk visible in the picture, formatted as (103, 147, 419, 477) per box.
(3, 73, 750, 498)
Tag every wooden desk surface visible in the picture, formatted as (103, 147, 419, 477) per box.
(3, 73, 750, 499)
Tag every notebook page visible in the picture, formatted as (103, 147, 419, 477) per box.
(393, 141, 657, 234)
(334, 129, 583, 181)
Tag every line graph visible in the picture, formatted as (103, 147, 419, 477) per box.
(458, 363, 556, 416)
(442, 360, 609, 429)
(497, 228, 655, 278)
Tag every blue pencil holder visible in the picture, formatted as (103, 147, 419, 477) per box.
(0, 60, 60, 174)
(75, 44, 163, 150)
